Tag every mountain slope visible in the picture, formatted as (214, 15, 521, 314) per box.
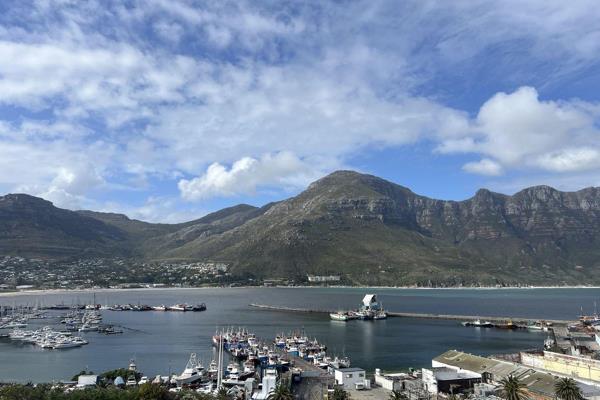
(1, 171, 600, 285)
(0, 194, 130, 257)
(157, 171, 600, 285)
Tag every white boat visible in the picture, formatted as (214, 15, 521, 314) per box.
(175, 353, 205, 385)
(374, 311, 388, 320)
(40, 341, 55, 349)
(72, 337, 89, 345)
(1, 322, 27, 329)
(330, 312, 351, 321)
(463, 319, 493, 327)
(169, 304, 187, 312)
(152, 305, 167, 311)
(196, 382, 214, 394)
(52, 340, 81, 349)
(78, 324, 98, 332)
(207, 360, 218, 376)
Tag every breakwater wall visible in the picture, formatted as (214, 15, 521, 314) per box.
(248, 303, 573, 326)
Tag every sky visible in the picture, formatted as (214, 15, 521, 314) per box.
(1, 0, 600, 223)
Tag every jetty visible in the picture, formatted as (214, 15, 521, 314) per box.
(248, 304, 574, 326)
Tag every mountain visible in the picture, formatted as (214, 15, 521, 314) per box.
(0, 194, 130, 257)
(1, 171, 600, 285)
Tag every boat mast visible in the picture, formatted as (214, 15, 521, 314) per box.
(217, 333, 223, 389)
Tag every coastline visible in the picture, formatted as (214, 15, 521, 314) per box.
(1, 284, 600, 298)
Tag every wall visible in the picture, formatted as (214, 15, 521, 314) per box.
(521, 352, 600, 383)
(334, 369, 366, 390)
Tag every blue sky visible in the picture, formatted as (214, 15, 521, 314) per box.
(1, 1, 600, 222)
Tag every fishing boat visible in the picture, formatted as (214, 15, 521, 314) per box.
(330, 312, 352, 321)
(191, 303, 207, 312)
(462, 319, 493, 327)
(373, 310, 388, 320)
(175, 353, 205, 385)
(527, 321, 549, 331)
(168, 304, 187, 312)
(495, 320, 519, 329)
(152, 305, 167, 311)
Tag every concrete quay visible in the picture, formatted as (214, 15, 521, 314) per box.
(248, 303, 574, 326)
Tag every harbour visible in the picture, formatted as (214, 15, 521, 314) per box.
(249, 303, 573, 326)
(0, 286, 598, 384)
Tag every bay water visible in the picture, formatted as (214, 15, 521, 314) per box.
(0, 287, 596, 382)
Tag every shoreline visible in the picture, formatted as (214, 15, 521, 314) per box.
(1, 284, 600, 298)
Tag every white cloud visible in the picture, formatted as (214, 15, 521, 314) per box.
(462, 159, 503, 176)
(0, 1, 599, 221)
(535, 148, 600, 172)
(178, 151, 327, 201)
(438, 86, 600, 176)
(99, 196, 206, 224)
(153, 21, 184, 43)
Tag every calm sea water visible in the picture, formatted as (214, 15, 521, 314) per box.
(0, 287, 598, 383)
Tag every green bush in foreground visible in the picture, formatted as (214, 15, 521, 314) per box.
(0, 384, 218, 400)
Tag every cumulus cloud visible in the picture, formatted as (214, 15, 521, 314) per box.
(0, 1, 599, 220)
(178, 152, 326, 201)
(535, 148, 600, 172)
(438, 86, 600, 176)
(462, 159, 503, 176)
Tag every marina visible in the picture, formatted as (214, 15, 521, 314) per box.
(0, 287, 596, 383)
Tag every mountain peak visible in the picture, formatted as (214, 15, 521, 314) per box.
(0, 193, 54, 208)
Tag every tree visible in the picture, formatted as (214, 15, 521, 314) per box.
(216, 387, 230, 400)
(499, 375, 527, 400)
(555, 378, 583, 400)
(267, 382, 293, 400)
(389, 390, 408, 400)
(137, 383, 170, 400)
(331, 387, 350, 400)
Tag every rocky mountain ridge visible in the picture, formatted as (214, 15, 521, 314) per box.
(1, 171, 599, 285)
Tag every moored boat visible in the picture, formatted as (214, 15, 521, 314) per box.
(175, 353, 205, 386)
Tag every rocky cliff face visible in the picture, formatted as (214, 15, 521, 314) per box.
(1, 172, 599, 285)
(161, 171, 600, 285)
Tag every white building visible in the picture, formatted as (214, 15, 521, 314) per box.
(362, 294, 381, 311)
(334, 368, 368, 390)
(307, 275, 341, 283)
(76, 375, 99, 388)
(252, 369, 277, 399)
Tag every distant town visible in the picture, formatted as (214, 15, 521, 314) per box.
(0, 256, 237, 291)
(0, 256, 352, 291)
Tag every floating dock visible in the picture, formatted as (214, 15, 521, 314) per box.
(248, 303, 574, 326)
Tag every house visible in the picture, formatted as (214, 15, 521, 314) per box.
(374, 369, 426, 398)
(334, 368, 368, 390)
(422, 367, 481, 394)
(374, 369, 405, 391)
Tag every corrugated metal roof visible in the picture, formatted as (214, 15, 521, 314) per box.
(433, 351, 561, 397)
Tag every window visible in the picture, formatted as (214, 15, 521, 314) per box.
(346, 374, 353, 378)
